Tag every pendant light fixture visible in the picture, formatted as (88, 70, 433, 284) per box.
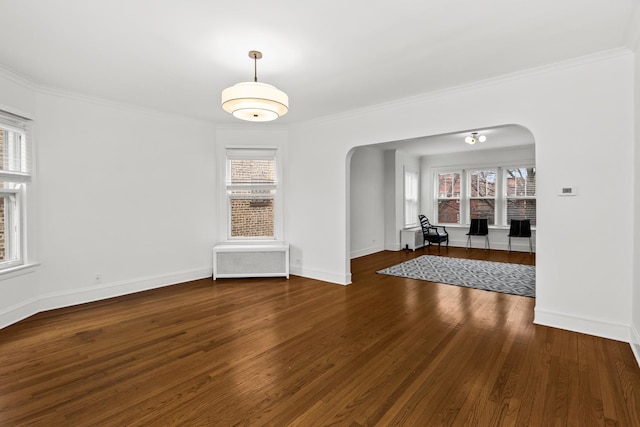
(465, 132, 487, 145)
(221, 50, 289, 122)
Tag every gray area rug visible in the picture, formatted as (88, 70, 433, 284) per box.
(377, 255, 535, 297)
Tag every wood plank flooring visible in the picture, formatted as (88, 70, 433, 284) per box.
(0, 248, 638, 426)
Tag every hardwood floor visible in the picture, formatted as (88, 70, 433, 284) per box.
(0, 248, 638, 426)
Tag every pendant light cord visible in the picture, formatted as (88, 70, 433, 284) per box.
(253, 52, 258, 82)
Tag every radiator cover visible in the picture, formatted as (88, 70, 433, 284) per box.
(213, 244, 290, 280)
(400, 227, 424, 251)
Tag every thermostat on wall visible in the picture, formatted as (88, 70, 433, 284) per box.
(559, 186, 577, 196)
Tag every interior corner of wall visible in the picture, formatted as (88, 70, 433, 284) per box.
(631, 323, 640, 368)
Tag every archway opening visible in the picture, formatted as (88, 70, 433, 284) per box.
(347, 124, 536, 279)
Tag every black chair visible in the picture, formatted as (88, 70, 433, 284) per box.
(508, 219, 533, 253)
(418, 215, 448, 251)
(466, 218, 489, 250)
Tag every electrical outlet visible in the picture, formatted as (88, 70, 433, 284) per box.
(95, 273, 101, 283)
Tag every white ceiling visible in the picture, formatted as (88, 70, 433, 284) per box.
(373, 124, 535, 157)
(0, 0, 638, 128)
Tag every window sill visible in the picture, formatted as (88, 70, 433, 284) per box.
(435, 224, 536, 232)
(218, 239, 285, 246)
(0, 262, 40, 281)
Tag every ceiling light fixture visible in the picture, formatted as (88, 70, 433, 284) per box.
(465, 132, 487, 145)
(221, 50, 289, 122)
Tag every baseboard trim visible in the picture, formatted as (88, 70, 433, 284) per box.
(0, 267, 212, 330)
(534, 307, 630, 343)
(631, 324, 640, 368)
(384, 243, 402, 251)
(0, 296, 41, 330)
(350, 245, 385, 259)
(289, 266, 351, 286)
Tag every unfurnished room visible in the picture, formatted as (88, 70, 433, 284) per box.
(0, 1, 639, 425)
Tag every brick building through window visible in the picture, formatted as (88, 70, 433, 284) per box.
(436, 166, 536, 226)
(226, 150, 277, 239)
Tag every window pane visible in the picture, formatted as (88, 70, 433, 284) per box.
(0, 195, 5, 261)
(404, 172, 418, 226)
(0, 128, 27, 174)
(0, 188, 17, 262)
(438, 172, 460, 198)
(404, 172, 417, 200)
(437, 172, 461, 224)
(506, 167, 536, 197)
(230, 196, 274, 237)
(469, 170, 497, 197)
(438, 200, 459, 224)
(507, 199, 536, 226)
(230, 159, 275, 185)
(226, 150, 278, 240)
(470, 199, 495, 225)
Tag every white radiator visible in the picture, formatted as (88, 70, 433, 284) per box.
(400, 227, 424, 251)
(213, 244, 289, 280)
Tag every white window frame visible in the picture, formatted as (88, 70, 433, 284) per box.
(0, 190, 21, 268)
(435, 170, 462, 225)
(504, 166, 536, 226)
(467, 168, 498, 225)
(403, 170, 419, 228)
(224, 147, 282, 241)
(433, 165, 536, 227)
(0, 111, 32, 272)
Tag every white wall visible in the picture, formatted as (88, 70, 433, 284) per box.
(288, 49, 635, 341)
(0, 72, 217, 328)
(632, 40, 640, 363)
(349, 146, 385, 258)
(420, 145, 536, 251)
(286, 127, 355, 284)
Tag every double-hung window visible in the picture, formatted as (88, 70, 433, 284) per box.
(226, 148, 278, 240)
(468, 169, 497, 225)
(404, 171, 418, 227)
(505, 167, 536, 226)
(0, 111, 31, 270)
(434, 166, 536, 227)
(436, 171, 461, 224)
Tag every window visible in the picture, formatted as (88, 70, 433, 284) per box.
(0, 111, 31, 270)
(436, 172, 461, 224)
(505, 167, 536, 226)
(404, 171, 418, 227)
(434, 165, 536, 227)
(226, 148, 277, 239)
(468, 169, 497, 225)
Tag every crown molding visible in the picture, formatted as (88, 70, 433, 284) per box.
(36, 84, 214, 125)
(0, 64, 38, 91)
(0, 64, 215, 126)
(294, 47, 633, 128)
